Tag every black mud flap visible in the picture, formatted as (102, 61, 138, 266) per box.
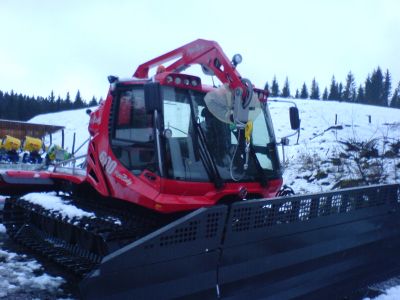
(80, 184, 400, 299)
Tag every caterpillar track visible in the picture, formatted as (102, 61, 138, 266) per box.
(2, 192, 175, 277)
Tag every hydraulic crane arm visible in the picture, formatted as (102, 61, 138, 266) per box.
(133, 39, 260, 126)
(133, 39, 253, 105)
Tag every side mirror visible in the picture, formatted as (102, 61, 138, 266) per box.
(289, 106, 300, 130)
(86, 109, 92, 116)
(144, 82, 163, 113)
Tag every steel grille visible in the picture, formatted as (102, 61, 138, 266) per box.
(231, 184, 399, 232)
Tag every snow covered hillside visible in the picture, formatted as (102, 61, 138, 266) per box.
(29, 107, 95, 157)
(28, 99, 400, 195)
(27, 99, 400, 195)
(269, 98, 400, 194)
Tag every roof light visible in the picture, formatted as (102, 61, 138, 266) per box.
(166, 76, 173, 83)
(232, 54, 242, 67)
(183, 79, 190, 86)
(174, 77, 182, 85)
(191, 79, 198, 87)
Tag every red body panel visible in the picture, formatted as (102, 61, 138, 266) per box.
(0, 169, 85, 193)
(84, 144, 283, 212)
(84, 39, 282, 213)
(154, 178, 283, 213)
(0, 170, 85, 184)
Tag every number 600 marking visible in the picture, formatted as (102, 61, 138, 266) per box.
(99, 151, 117, 175)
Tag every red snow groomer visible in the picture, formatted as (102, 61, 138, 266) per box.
(1, 39, 400, 300)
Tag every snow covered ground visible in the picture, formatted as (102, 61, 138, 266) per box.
(0, 99, 399, 299)
(0, 224, 72, 299)
(0, 248, 65, 299)
(269, 98, 400, 194)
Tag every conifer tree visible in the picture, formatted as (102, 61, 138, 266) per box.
(56, 95, 62, 111)
(0, 88, 100, 121)
(351, 85, 357, 102)
(48, 90, 56, 112)
(300, 83, 308, 99)
(89, 96, 98, 106)
(328, 76, 340, 100)
(271, 76, 279, 97)
(338, 82, 343, 101)
(343, 72, 356, 102)
(264, 82, 269, 91)
(281, 77, 290, 98)
(295, 89, 300, 98)
(49, 90, 55, 102)
(322, 87, 328, 100)
(310, 78, 320, 100)
(365, 67, 384, 105)
(64, 92, 72, 109)
(383, 69, 392, 106)
(390, 81, 400, 108)
(372, 67, 384, 105)
(16, 93, 25, 120)
(364, 75, 372, 104)
(74, 90, 85, 108)
(8, 90, 19, 120)
(356, 85, 365, 103)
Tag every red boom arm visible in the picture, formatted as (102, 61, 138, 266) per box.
(133, 39, 248, 98)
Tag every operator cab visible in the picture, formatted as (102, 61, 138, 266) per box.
(108, 73, 281, 187)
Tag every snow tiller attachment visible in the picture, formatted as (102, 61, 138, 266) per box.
(79, 184, 400, 299)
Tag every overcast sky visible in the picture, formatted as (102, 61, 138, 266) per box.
(0, 0, 399, 101)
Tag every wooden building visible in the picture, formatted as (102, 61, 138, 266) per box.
(0, 119, 64, 140)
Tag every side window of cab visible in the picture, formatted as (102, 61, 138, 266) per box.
(112, 87, 156, 174)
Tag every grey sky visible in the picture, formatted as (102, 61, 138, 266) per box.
(1, 0, 399, 101)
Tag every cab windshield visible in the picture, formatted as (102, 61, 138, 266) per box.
(162, 86, 279, 183)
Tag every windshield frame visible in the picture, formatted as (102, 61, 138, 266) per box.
(160, 85, 281, 184)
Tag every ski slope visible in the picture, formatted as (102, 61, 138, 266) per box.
(28, 107, 94, 158)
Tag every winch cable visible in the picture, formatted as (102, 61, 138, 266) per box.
(241, 78, 254, 109)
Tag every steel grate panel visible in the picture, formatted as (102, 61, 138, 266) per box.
(229, 184, 399, 233)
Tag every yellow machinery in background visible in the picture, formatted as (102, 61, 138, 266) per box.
(2, 135, 21, 151)
(22, 136, 44, 164)
(22, 136, 43, 152)
(0, 135, 21, 163)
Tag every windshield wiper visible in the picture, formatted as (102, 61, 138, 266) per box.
(249, 144, 268, 187)
(196, 122, 224, 189)
(187, 92, 223, 189)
